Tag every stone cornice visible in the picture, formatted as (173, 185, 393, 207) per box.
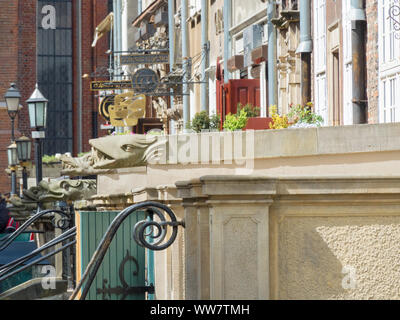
(176, 175, 400, 204)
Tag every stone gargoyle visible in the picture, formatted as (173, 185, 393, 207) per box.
(9, 179, 97, 215)
(61, 134, 166, 177)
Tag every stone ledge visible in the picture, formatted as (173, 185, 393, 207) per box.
(0, 278, 67, 300)
(177, 175, 400, 198)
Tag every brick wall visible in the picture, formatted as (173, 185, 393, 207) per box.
(79, 0, 110, 153)
(0, 0, 110, 194)
(366, 0, 379, 124)
(0, 0, 35, 195)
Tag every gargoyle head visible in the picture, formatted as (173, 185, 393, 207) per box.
(89, 134, 166, 170)
(38, 180, 97, 202)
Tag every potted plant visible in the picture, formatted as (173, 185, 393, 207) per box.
(41, 154, 63, 178)
(237, 103, 274, 131)
(223, 109, 249, 131)
(187, 111, 221, 133)
(287, 102, 324, 128)
(269, 105, 289, 129)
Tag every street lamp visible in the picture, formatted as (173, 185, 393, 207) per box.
(4, 83, 21, 142)
(16, 136, 32, 191)
(7, 143, 18, 196)
(26, 84, 48, 186)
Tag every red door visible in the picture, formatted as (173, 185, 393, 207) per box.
(217, 79, 261, 124)
(225, 79, 261, 115)
(215, 58, 262, 126)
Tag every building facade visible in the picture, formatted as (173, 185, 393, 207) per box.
(148, 0, 398, 130)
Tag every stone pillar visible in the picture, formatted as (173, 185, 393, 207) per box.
(157, 185, 186, 300)
(177, 176, 276, 300)
(176, 180, 210, 300)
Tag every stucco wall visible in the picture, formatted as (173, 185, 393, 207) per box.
(276, 215, 400, 300)
(177, 176, 400, 300)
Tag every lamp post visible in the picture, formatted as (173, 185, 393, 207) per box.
(4, 83, 21, 196)
(16, 136, 32, 191)
(7, 143, 18, 196)
(26, 84, 48, 186)
(4, 83, 21, 142)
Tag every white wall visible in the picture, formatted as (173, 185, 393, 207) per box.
(231, 0, 267, 27)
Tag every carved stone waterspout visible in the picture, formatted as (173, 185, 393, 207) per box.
(9, 179, 97, 215)
(61, 134, 166, 177)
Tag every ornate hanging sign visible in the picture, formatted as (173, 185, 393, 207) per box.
(109, 92, 146, 127)
(90, 80, 133, 91)
(131, 68, 160, 94)
(99, 95, 115, 122)
(120, 53, 169, 65)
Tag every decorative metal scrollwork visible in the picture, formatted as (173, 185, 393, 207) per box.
(70, 201, 185, 300)
(389, 2, 400, 39)
(133, 207, 185, 251)
(51, 215, 72, 230)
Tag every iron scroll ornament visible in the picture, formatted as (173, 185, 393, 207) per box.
(69, 201, 185, 300)
(389, 2, 400, 39)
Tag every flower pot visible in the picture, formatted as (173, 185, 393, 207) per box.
(244, 117, 274, 131)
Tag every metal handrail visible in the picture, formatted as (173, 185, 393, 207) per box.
(0, 209, 72, 253)
(0, 240, 76, 284)
(0, 227, 76, 275)
(0, 203, 183, 300)
(0, 209, 75, 290)
(70, 201, 184, 300)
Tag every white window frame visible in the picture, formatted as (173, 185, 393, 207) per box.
(378, 0, 400, 123)
(314, 0, 328, 125)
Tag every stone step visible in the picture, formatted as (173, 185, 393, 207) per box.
(0, 277, 68, 300)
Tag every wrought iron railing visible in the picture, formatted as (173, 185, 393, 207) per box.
(0, 202, 184, 300)
(0, 209, 75, 288)
(70, 201, 184, 300)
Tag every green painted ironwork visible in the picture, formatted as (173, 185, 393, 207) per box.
(80, 211, 147, 300)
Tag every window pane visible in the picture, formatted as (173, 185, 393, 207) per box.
(38, 0, 73, 155)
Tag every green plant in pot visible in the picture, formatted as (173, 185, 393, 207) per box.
(187, 111, 221, 133)
(237, 103, 260, 118)
(42, 155, 59, 164)
(287, 102, 324, 127)
(223, 109, 249, 131)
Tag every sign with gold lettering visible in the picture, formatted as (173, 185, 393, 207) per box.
(90, 80, 133, 91)
(120, 53, 169, 65)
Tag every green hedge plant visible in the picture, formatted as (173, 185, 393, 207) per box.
(187, 111, 221, 133)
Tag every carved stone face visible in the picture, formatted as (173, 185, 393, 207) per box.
(38, 180, 97, 202)
(90, 134, 164, 170)
(9, 179, 97, 215)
